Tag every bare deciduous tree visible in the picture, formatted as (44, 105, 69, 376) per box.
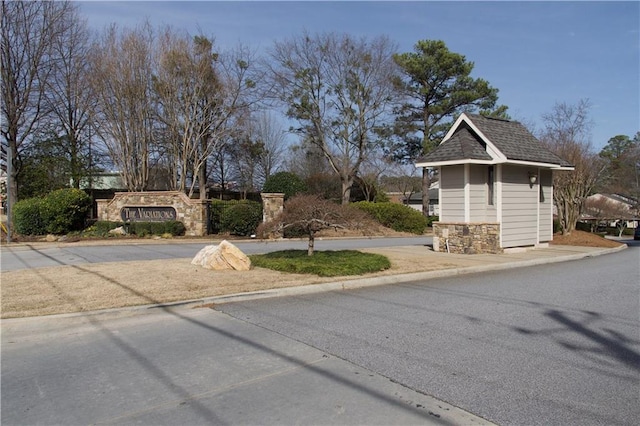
(539, 100, 605, 235)
(89, 22, 157, 191)
(267, 32, 398, 204)
(251, 112, 288, 186)
(357, 150, 394, 201)
(44, 7, 95, 189)
(154, 32, 258, 198)
(1, 0, 75, 235)
(226, 112, 289, 195)
(380, 164, 423, 206)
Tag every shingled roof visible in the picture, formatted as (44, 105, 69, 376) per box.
(416, 113, 573, 169)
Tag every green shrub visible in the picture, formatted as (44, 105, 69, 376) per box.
(209, 200, 228, 234)
(87, 221, 124, 237)
(127, 221, 185, 237)
(164, 220, 186, 236)
(262, 171, 307, 199)
(353, 201, 428, 234)
(426, 215, 439, 227)
(41, 188, 92, 234)
(373, 191, 390, 203)
(13, 198, 46, 235)
(219, 200, 263, 236)
(13, 188, 91, 235)
(86, 220, 185, 237)
(249, 250, 391, 277)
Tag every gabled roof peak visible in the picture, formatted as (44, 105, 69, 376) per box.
(416, 112, 574, 169)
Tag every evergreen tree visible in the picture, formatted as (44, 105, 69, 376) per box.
(388, 40, 505, 215)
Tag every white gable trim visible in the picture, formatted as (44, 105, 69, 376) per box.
(464, 164, 470, 222)
(535, 167, 540, 245)
(441, 113, 507, 162)
(496, 164, 503, 248)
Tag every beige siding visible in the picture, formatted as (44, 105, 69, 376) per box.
(539, 169, 553, 242)
(440, 165, 465, 222)
(468, 165, 496, 222)
(501, 165, 538, 247)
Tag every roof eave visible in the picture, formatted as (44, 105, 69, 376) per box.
(415, 158, 575, 170)
(415, 159, 496, 168)
(505, 159, 575, 169)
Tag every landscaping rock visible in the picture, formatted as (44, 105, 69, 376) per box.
(109, 226, 127, 235)
(191, 240, 252, 271)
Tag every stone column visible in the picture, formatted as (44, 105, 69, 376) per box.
(261, 193, 284, 223)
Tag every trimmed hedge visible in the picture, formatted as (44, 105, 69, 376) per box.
(353, 201, 428, 235)
(41, 188, 92, 235)
(88, 220, 186, 237)
(13, 198, 46, 235)
(210, 199, 263, 236)
(13, 188, 91, 235)
(128, 221, 186, 237)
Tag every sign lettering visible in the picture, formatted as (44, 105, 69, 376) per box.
(120, 206, 177, 222)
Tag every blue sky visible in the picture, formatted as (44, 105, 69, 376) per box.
(78, 1, 639, 152)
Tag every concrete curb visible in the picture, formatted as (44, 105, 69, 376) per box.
(5, 244, 624, 323)
(182, 244, 627, 306)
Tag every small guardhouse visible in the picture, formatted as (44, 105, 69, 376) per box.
(416, 113, 573, 254)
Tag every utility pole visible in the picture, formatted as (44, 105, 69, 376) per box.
(5, 140, 11, 243)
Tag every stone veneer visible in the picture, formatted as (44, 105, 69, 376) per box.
(96, 191, 208, 237)
(433, 222, 502, 254)
(261, 193, 284, 223)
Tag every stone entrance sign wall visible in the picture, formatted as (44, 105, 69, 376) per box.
(96, 191, 208, 236)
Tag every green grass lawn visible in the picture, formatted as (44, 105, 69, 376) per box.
(249, 250, 391, 277)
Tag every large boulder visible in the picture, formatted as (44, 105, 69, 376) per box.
(191, 240, 252, 271)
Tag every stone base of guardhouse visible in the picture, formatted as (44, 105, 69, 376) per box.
(433, 222, 502, 254)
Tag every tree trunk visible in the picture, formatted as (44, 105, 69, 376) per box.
(421, 168, 430, 217)
(198, 161, 207, 200)
(341, 176, 352, 205)
(307, 231, 315, 256)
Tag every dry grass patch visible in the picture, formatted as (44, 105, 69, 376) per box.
(1, 247, 458, 319)
(1, 259, 332, 319)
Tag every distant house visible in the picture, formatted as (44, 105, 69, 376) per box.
(78, 171, 126, 191)
(416, 113, 573, 254)
(583, 193, 638, 230)
(403, 184, 440, 216)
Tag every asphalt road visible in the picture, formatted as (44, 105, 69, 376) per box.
(1, 301, 486, 425)
(1, 236, 430, 271)
(216, 246, 640, 425)
(2, 240, 638, 425)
